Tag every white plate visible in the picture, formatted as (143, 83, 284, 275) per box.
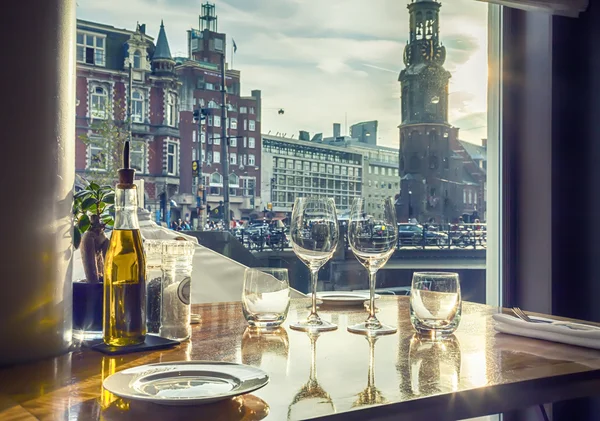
(103, 361, 269, 406)
(316, 291, 380, 306)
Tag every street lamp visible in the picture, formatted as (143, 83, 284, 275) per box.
(193, 108, 208, 230)
(408, 190, 413, 220)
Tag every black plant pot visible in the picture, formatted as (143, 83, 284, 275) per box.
(72, 280, 103, 339)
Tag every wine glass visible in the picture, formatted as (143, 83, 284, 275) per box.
(289, 197, 339, 332)
(347, 198, 398, 336)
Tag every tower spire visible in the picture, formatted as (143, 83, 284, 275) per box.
(153, 20, 172, 60)
(152, 20, 175, 75)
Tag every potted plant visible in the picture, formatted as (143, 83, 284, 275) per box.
(72, 182, 114, 339)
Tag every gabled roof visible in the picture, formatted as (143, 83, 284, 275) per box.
(153, 20, 172, 60)
(458, 140, 487, 161)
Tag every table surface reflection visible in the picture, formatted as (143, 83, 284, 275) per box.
(2, 297, 600, 421)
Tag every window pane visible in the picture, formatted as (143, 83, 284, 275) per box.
(78, 0, 494, 321)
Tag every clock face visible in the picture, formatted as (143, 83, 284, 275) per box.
(420, 40, 434, 61)
(434, 45, 446, 63)
(403, 45, 412, 66)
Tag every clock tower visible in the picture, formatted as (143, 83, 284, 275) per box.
(398, 0, 460, 224)
(400, 0, 449, 124)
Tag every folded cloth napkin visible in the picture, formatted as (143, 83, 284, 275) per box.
(493, 313, 600, 350)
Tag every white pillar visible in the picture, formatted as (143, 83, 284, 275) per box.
(0, 0, 76, 365)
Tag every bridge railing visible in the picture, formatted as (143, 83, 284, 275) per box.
(396, 223, 487, 250)
(227, 222, 487, 252)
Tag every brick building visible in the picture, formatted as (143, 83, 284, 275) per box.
(75, 19, 181, 222)
(177, 3, 262, 223)
(397, 0, 486, 223)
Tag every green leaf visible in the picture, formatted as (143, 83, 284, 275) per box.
(103, 193, 115, 204)
(89, 182, 100, 192)
(81, 197, 97, 212)
(74, 190, 92, 199)
(78, 214, 90, 233)
(73, 227, 81, 250)
(104, 220, 114, 227)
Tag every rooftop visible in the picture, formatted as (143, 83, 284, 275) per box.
(459, 140, 487, 161)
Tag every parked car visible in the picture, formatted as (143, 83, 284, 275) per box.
(398, 223, 448, 247)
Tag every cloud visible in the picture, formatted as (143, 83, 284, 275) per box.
(77, 0, 488, 145)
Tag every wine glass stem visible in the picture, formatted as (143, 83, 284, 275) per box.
(309, 269, 319, 321)
(368, 271, 378, 322)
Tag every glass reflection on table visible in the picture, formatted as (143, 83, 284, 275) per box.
(242, 326, 290, 382)
(287, 332, 335, 420)
(353, 336, 387, 407)
(408, 334, 461, 397)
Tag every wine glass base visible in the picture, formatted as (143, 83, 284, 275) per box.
(348, 322, 397, 336)
(290, 319, 338, 332)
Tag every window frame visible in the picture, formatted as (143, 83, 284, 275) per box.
(87, 142, 107, 171)
(131, 89, 144, 123)
(76, 31, 106, 67)
(130, 140, 146, 173)
(166, 92, 177, 127)
(166, 141, 178, 176)
(90, 84, 109, 119)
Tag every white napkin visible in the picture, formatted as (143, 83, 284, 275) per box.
(493, 313, 600, 350)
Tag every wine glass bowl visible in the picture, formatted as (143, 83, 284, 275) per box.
(347, 198, 398, 336)
(289, 198, 339, 332)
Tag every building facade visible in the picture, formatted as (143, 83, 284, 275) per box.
(325, 136, 399, 219)
(397, 0, 485, 223)
(350, 121, 378, 146)
(177, 3, 262, 222)
(75, 20, 181, 222)
(261, 135, 364, 215)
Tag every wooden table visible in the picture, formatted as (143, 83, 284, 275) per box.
(2, 297, 600, 420)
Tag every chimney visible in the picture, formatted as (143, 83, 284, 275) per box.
(481, 138, 487, 148)
(333, 123, 341, 138)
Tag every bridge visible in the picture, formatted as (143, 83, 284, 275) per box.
(190, 232, 487, 304)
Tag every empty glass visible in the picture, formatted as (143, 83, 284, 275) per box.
(289, 198, 339, 332)
(347, 198, 398, 336)
(410, 272, 462, 337)
(242, 268, 290, 329)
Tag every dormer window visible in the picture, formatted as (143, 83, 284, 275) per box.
(76, 32, 105, 67)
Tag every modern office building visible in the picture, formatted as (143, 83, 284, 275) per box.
(261, 134, 364, 215)
(325, 136, 399, 219)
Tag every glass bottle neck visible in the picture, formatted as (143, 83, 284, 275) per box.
(113, 184, 140, 230)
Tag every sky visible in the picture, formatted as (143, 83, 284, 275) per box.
(77, 0, 488, 148)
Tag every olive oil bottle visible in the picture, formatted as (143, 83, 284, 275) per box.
(103, 142, 146, 346)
